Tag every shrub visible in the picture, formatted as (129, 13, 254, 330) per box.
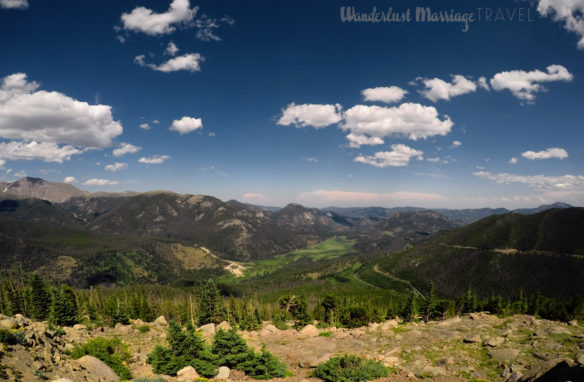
(211, 329, 250, 369)
(241, 347, 287, 380)
(341, 307, 371, 328)
(70, 337, 132, 380)
(147, 321, 217, 378)
(138, 325, 151, 333)
(0, 329, 17, 346)
(312, 355, 389, 382)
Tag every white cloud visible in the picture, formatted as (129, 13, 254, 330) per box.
(345, 133, 384, 148)
(451, 140, 462, 148)
(427, 157, 441, 163)
(361, 86, 407, 103)
(121, 0, 197, 36)
(509, 157, 518, 164)
(170, 116, 202, 134)
(304, 157, 318, 163)
(165, 41, 179, 56)
(0, 141, 82, 163)
(242, 193, 265, 203)
(140, 123, 150, 130)
(478, 76, 490, 90)
(0, 0, 28, 9)
(537, 0, 584, 50)
(354, 144, 423, 168)
(341, 103, 453, 142)
(521, 147, 569, 160)
(64, 176, 77, 184)
(297, 189, 447, 207)
(83, 178, 119, 186)
(105, 162, 128, 172)
(113, 143, 141, 157)
(195, 15, 234, 41)
(0, 73, 122, 148)
(473, 171, 584, 190)
(14, 170, 26, 178)
(139, 155, 170, 164)
(278, 103, 342, 129)
(490, 65, 573, 102)
(153, 120, 160, 124)
(418, 75, 477, 102)
(135, 53, 203, 73)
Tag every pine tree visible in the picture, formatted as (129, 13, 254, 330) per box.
(29, 274, 50, 320)
(50, 284, 78, 326)
(197, 280, 225, 325)
(211, 328, 250, 369)
(421, 282, 437, 321)
(322, 293, 338, 325)
(402, 292, 418, 322)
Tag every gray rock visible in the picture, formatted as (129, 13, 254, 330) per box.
(198, 323, 216, 341)
(483, 336, 505, 347)
(0, 317, 17, 329)
(75, 355, 120, 382)
(488, 348, 520, 362)
(215, 366, 230, 380)
(518, 358, 572, 381)
(576, 350, 584, 366)
(546, 326, 571, 335)
(463, 334, 481, 343)
(51, 379, 75, 382)
(216, 321, 232, 331)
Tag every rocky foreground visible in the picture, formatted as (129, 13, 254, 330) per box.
(0, 313, 583, 381)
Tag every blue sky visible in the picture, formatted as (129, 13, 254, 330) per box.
(0, 0, 583, 208)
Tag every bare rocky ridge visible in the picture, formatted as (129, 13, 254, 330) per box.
(0, 313, 582, 381)
(0, 177, 89, 203)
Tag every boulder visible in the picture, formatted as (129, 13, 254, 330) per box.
(576, 350, 584, 366)
(436, 316, 461, 327)
(51, 379, 75, 382)
(154, 316, 168, 326)
(299, 324, 319, 337)
(483, 336, 505, 347)
(75, 355, 120, 382)
(568, 319, 578, 326)
(215, 366, 230, 380)
(114, 323, 133, 334)
(13, 314, 29, 327)
(198, 323, 216, 341)
(518, 358, 578, 381)
(177, 365, 200, 381)
(72, 324, 86, 330)
(488, 348, 520, 362)
(216, 321, 232, 331)
(546, 326, 571, 335)
(463, 334, 481, 343)
(299, 353, 331, 368)
(0, 317, 17, 329)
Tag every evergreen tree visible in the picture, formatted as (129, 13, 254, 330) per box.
(197, 280, 225, 325)
(421, 282, 437, 321)
(402, 292, 418, 322)
(112, 298, 130, 325)
(50, 284, 78, 326)
(29, 274, 50, 320)
(321, 293, 338, 324)
(211, 328, 250, 369)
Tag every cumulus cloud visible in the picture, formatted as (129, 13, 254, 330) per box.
(509, 157, 518, 164)
(0, 141, 82, 163)
(361, 86, 407, 103)
(304, 157, 318, 163)
(341, 103, 453, 142)
(473, 171, 584, 190)
(0, 73, 123, 148)
(478, 76, 490, 90)
(105, 162, 128, 172)
(537, 0, 584, 50)
(139, 155, 170, 164)
(242, 193, 265, 203)
(0, 0, 28, 9)
(278, 103, 342, 129)
(113, 143, 141, 157)
(140, 123, 150, 130)
(521, 147, 569, 160)
(354, 144, 423, 168)
(83, 178, 119, 186)
(135, 53, 203, 73)
(121, 0, 197, 36)
(345, 133, 384, 148)
(451, 140, 462, 148)
(64, 176, 77, 184)
(490, 65, 573, 102)
(165, 41, 179, 56)
(297, 189, 447, 207)
(417, 75, 477, 102)
(170, 116, 202, 134)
